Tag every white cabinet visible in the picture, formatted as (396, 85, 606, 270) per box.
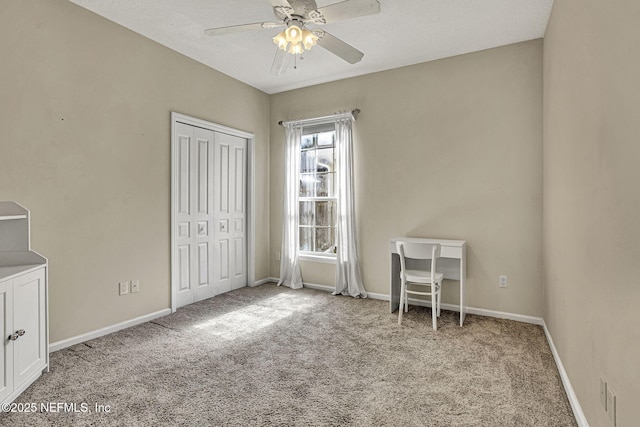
(0, 202, 48, 404)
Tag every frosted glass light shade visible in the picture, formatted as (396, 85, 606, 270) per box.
(273, 24, 318, 55)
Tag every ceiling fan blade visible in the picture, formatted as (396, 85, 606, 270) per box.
(204, 22, 283, 36)
(268, 0, 293, 7)
(315, 30, 364, 64)
(270, 47, 291, 75)
(314, 0, 380, 24)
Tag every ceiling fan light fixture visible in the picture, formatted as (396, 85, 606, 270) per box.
(273, 19, 318, 55)
(288, 42, 304, 55)
(273, 32, 288, 50)
(302, 29, 318, 50)
(285, 25, 303, 44)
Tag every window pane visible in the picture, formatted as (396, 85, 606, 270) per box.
(299, 227, 313, 252)
(300, 150, 316, 173)
(316, 148, 334, 173)
(316, 173, 334, 197)
(315, 228, 334, 253)
(300, 174, 315, 197)
(297, 127, 338, 255)
(315, 201, 335, 226)
(301, 134, 315, 150)
(317, 131, 335, 147)
(299, 201, 314, 225)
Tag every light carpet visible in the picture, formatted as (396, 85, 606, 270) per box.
(2, 283, 577, 426)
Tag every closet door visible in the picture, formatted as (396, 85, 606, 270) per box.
(213, 132, 247, 293)
(174, 123, 215, 308)
(173, 122, 248, 309)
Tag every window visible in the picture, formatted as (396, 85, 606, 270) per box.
(299, 124, 337, 257)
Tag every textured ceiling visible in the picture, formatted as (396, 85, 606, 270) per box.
(69, 0, 554, 94)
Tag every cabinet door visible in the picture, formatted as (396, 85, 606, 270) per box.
(12, 268, 46, 387)
(0, 279, 13, 403)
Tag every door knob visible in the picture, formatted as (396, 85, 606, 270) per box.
(8, 329, 25, 341)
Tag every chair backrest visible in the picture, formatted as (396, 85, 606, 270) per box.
(396, 241, 441, 278)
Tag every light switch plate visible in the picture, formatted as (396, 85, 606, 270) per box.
(607, 386, 616, 426)
(131, 279, 140, 293)
(499, 275, 508, 288)
(119, 281, 129, 295)
(599, 377, 607, 409)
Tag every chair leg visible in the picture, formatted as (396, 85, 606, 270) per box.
(437, 283, 441, 317)
(398, 280, 405, 325)
(432, 293, 437, 331)
(404, 284, 409, 312)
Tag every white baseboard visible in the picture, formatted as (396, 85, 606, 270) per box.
(50, 309, 172, 353)
(300, 282, 544, 326)
(461, 305, 543, 325)
(302, 282, 334, 292)
(542, 321, 589, 427)
(254, 277, 277, 286)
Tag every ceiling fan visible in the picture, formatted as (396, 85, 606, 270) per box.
(204, 0, 381, 75)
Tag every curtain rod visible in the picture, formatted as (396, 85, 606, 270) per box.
(278, 109, 360, 126)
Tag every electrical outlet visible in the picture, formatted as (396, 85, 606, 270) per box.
(130, 279, 140, 293)
(607, 386, 616, 426)
(499, 275, 508, 288)
(600, 377, 607, 410)
(275, 251, 281, 261)
(119, 281, 129, 295)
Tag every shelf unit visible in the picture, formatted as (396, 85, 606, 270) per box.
(0, 201, 49, 404)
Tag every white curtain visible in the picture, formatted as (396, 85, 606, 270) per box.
(277, 122, 303, 289)
(333, 116, 367, 298)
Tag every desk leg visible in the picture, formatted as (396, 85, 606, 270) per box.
(390, 253, 400, 313)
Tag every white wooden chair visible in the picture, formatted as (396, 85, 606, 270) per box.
(396, 241, 444, 330)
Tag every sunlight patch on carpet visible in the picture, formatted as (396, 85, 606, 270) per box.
(192, 293, 316, 340)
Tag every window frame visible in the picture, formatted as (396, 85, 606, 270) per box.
(298, 123, 338, 262)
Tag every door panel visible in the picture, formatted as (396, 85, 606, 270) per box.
(234, 147, 244, 213)
(13, 269, 45, 387)
(219, 239, 229, 280)
(234, 237, 244, 277)
(178, 136, 190, 215)
(178, 245, 190, 291)
(198, 243, 209, 286)
(198, 140, 209, 214)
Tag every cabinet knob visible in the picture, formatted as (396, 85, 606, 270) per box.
(8, 330, 25, 341)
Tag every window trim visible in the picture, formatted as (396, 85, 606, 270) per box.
(299, 252, 337, 264)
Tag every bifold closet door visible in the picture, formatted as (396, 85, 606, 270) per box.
(174, 123, 248, 309)
(174, 123, 216, 308)
(213, 132, 247, 293)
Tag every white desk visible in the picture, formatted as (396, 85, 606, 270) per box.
(390, 237, 467, 326)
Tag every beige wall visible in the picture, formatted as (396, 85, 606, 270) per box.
(270, 40, 544, 317)
(543, 0, 640, 425)
(0, 0, 271, 342)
